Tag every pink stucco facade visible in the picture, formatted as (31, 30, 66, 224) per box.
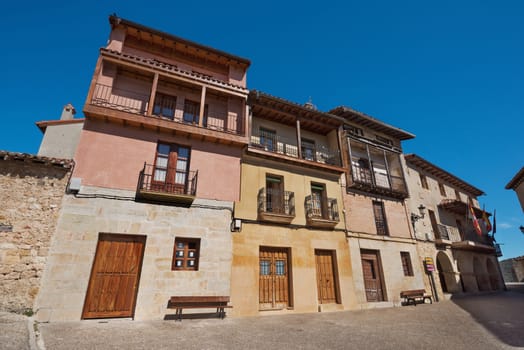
(73, 119, 242, 201)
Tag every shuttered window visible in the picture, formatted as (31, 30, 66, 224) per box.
(400, 252, 414, 276)
(372, 201, 389, 236)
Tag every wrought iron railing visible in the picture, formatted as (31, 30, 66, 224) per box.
(305, 196, 339, 221)
(436, 224, 462, 242)
(250, 130, 341, 166)
(137, 163, 198, 196)
(257, 188, 295, 216)
(90, 83, 244, 135)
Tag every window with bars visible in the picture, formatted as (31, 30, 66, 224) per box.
(172, 237, 200, 271)
(400, 252, 414, 276)
(301, 138, 316, 161)
(420, 174, 429, 189)
(372, 201, 389, 236)
(183, 99, 200, 124)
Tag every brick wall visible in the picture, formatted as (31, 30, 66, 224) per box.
(0, 154, 71, 313)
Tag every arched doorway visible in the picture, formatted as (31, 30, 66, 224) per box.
(436, 252, 455, 293)
(486, 259, 500, 291)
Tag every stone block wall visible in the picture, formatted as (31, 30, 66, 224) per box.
(0, 153, 71, 313)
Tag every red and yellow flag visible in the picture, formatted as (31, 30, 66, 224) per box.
(482, 206, 492, 232)
(468, 200, 482, 236)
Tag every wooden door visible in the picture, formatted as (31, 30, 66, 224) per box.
(361, 250, 385, 302)
(82, 234, 146, 319)
(259, 247, 289, 309)
(428, 210, 440, 239)
(315, 250, 339, 304)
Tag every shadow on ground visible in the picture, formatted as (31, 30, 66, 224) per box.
(450, 290, 524, 347)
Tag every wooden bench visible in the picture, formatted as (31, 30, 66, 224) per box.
(168, 296, 232, 321)
(400, 289, 433, 306)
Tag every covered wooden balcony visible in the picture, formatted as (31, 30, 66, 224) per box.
(84, 49, 249, 146)
(136, 163, 198, 205)
(257, 188, 295, 224)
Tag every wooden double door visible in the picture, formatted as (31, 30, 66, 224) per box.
(315, 250, 339, 304)
(259, 247, 290, 309)
(361, 250, 385, 302)
(82, 234, 146, 319)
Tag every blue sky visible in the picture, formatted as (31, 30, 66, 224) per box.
(1, 1, 523, 258)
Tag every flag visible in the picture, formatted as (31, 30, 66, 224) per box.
(492, 209, 497, 241)
(468, 199, 482, 236)
(482, 205, 492, 233)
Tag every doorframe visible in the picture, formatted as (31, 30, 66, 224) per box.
(314, 249, 341, 304)
(258, 246, 293, 310)
(82, 233, 147, 320)
(360, 249, 387, 302)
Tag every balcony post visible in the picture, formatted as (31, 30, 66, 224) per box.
(296, 118, 302, 159)
(383, 150, 393, 190)
(198, 85, 206, 127)
(84, 56, 104, 107)
(365, 144, 377, 186)
(146, 73, 159, 116)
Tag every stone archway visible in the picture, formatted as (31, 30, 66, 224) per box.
(436, 251, 457, 293)
(486, 258, 501, 291)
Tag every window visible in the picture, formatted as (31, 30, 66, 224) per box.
(439, 183, 446, 197)
(266, 174, 284, 213)
(400, 252, 414, 276)
(420, 174, 428, 189)
(372, 201, 389, 236)
(172, 237, 200, 270)
(345, 125, 364, 136)
(455, 189, 461, 201)
(301, 138, 316, 161)
(259, 128, 276, 152)
(311, 183, 327, 218)
(153, 93, 177, 119)
(183, 99, 200, 124)
(152, 143, 190, 194)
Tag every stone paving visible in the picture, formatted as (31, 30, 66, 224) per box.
(3, 290, 524, 350)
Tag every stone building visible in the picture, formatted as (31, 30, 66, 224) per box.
(500, 256, 524, 282)
(35, 15, 250, 322)
(403, 154, 503, 298)
(505, 166, 524, 213)
(0, 151, 72, 313)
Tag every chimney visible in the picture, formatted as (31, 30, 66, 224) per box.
(60, 103, 76, 120)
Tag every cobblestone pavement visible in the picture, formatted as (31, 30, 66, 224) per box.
(9, 290, 524, 350)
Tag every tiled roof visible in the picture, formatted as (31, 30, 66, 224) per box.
(329, 106, 415, 141)
(101, 48, 249, 93)
(0, 151, 73, 169)
(505, 166, 524, 190)
(404, 153, 484, 196)
(109, 15, 251, 67)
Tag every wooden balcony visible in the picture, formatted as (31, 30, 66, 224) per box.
(136, 163, 198, 205)
(348, 163, 408, 199)
(257, 188, 295, 224)
(435, 223, 496, 254)
(305, 196, 339, 228)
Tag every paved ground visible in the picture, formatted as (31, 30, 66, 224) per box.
(3, 290, 523, 350)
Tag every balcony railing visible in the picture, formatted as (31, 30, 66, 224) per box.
(250, 130, 341, 166)
(436, 224, 462, 242)
(349, 162, 408, 198)
(305, 196, 339, 228)
(258, 188, 295, 216)
(137, 163, 198, 203)
(90, 83, 244, 136)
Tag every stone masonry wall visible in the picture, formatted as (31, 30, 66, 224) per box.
(0, 157, 70, 313)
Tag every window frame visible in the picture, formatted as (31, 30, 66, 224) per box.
(301, 138, 316, 161)
(400, 252, 414, 277)
(439, 183, 446, 197)
(420, 173, 429, 190)
(172, 237, 201, 271)
(153, 93, 177, 119)
(372, 201, 389, 236)
(183, 99, 201, 124)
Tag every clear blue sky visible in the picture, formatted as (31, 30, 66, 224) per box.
(1, 1, 523, 258)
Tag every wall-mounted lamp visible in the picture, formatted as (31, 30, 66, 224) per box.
(410, 204, 426, 229)
(231, 218, 242, 232)
(520, 225, 524, 235)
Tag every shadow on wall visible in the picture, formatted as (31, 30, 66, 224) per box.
(450, 290, 524, 348)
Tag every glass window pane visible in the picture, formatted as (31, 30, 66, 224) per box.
(157, 144, 170, 155)
(275, 260, 285, 275)
(175, 173, 186, 184)
(178, 147, 189, 158)
(176, 250, 184, 257)
(156, 157, 168, 168)
(154, 169, 166, 182)
(176, 160, 187, 171)
(260, 260, 270, 275)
